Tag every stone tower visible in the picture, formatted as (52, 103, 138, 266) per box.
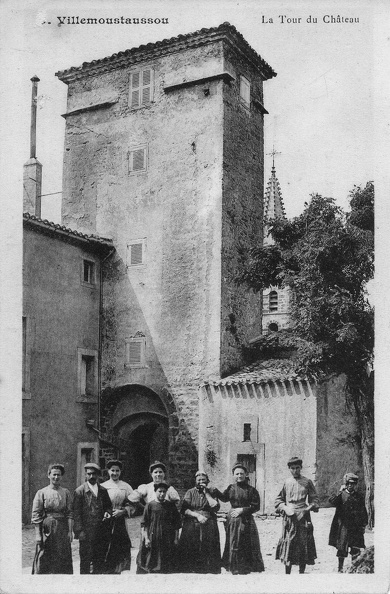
(56, 23, 276, 490)
(262, 160, 290, 332)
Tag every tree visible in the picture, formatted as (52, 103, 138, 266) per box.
(241, 182, 374, 525)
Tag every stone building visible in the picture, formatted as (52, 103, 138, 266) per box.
(22, 24, 362, 519)
(54, 23, 276, 489)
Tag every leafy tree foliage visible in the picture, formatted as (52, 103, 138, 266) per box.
(241, 182, 374, 524)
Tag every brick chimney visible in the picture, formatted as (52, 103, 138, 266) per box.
(23, 75, 42, 217)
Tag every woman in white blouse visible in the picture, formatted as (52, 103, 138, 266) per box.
(101, 459, 134, 573)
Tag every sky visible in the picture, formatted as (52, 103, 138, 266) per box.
(2, 0, 380, 223)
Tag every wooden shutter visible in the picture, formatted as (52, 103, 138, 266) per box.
(141, 69, 152, 104)
(132, 148, 145, 171)
(130, 243, 143, 265)
(130, 71, 140, 108)
(240, 76, 251, 106)
(128, 341, 142, 364)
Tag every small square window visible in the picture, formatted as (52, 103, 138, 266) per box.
(240, 75, 251, 108)
(81, 259, 96, 286)
(128, 146, 148, 174)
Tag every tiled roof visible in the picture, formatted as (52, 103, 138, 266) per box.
(201, 359, 308, 387)
(23, 212, 114, 250)
(56, 22, 276, 82)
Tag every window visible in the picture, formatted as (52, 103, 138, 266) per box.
(240, 75, 251, 107)
(77, 348, 98, 401)
(77, 442, 98, 486)
(125, 332, 146, 368)
(268, 322, 279, 332)
(269, 291, 278, 312)
(243, 423, 252, 442)
(81, 259, 96, 287)
(127, 239, 146, 268)
(128, 146, 148, 174)
(129, 68, 154, 109)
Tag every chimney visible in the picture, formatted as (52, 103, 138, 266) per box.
(23, 75, 42, 217)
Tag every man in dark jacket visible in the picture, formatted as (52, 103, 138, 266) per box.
(73, 463, 112, 574)
(328, 472, 368, 572)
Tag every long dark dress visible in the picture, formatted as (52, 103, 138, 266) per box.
(214, 482, 264, 575)
(137, 500, 182, 574)
(328, 490, 368, 558)
(31, 485, 73, 574)
(179, 487, 221, 573)
(275, 475, 319, 566)
(100, 480, 133, 573)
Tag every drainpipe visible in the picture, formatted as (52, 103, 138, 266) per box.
(97, 247, 115, 442)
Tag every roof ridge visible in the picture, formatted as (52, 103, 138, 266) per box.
(56, 22, 276, 81)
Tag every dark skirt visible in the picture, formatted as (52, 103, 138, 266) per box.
(103, 517, 131, 573)
(32, 516, 73, 574)
(222, 512, 264, 575)
(178, 513, 221, 573)
(276, 513, 316, 566)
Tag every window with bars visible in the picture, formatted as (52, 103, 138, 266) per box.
(129, 68, 154, 109)
(125, 334, 146, 368)
(269, 290, 278, 312)
(127, 239, 146, 268)
(128, 146, 148, 174)
(239, 75, 251, 108)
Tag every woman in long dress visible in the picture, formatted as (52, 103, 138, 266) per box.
(211, 463, 264, 575)
(100, 459, 134, 573)
(31, 463, 73, 574)
(179, 470, 221, 573)
(275, 456, 319, 574)
(138, 482, 182, 573)
(133, 461, 180, 573)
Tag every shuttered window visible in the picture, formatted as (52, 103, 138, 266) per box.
(129, 68, 153, 108)
(269, 291, 278, 312)
(128, 146, 147, 174)
(125, 334, 146, 367)
(127, 239, 146, 268)
(130, 243, 143, 265)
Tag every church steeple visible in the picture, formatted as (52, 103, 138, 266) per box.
(263, 148, 286, 225)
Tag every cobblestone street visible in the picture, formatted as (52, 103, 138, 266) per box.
(22, 508, 373, 575)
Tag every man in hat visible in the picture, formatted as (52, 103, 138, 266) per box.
(73, 463, 112, 574)
(275, 457, 319, 574)
(328, 472, 368, 572)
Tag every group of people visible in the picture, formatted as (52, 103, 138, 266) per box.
(30, 456, 368, 575)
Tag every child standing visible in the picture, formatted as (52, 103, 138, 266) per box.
(328, 473, 368, 572)
(137, 482, 181, 573)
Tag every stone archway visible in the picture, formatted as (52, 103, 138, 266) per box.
(101, 384, 172, 487)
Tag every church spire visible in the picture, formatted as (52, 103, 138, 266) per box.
(263, 148, 286, 224)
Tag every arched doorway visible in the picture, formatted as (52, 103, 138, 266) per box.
(105, 385, 170, 487)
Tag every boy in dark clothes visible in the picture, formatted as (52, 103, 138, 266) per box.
(137, 482, 181, 573)
(328, 473, 368, 572)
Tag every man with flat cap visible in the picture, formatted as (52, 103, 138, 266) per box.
(328, 472, 368, 572)
(73, 463, 112, 574)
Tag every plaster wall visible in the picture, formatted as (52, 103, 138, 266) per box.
(199, 380, 317, 512)
(22, 229, 102, 520)
(315, 374, 363, 504)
